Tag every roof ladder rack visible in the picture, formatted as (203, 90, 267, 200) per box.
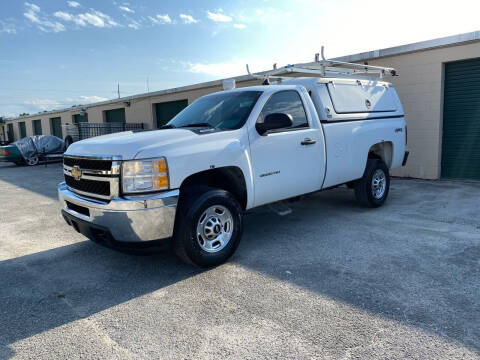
(246, 46, 397, 83)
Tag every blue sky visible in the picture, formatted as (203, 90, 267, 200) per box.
(1, 0, 479, 117)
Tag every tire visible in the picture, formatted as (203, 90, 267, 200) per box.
(26, 155, 39, 166)
(64, 135, 73, 149)
(173, 187, 243, 267)
(354, 159, 390, 208)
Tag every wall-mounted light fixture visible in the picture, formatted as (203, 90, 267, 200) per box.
(123, 101, 131, 107)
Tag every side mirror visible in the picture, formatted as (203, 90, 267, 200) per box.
(256, 113, 293, 135)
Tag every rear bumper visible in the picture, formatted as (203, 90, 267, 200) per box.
(58, 182, 178, 243)
(402, 151, 409, 166)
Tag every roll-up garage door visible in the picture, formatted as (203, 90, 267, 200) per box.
(50, 117, 63, 139)
(19, 122, 26, 138)
(105, 108, 126, 123)
(155, 99, 188, 128)
(442, 58, 480, 180)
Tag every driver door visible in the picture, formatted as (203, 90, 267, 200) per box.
(248, 90, 324, 207)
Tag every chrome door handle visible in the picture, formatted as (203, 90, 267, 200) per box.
(301, 138, 316, 145)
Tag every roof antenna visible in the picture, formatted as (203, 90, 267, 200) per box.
(273, 63, 277, 70)
(246, 64, 252, 76)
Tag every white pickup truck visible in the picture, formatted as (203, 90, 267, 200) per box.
(59, 66, 408, 267)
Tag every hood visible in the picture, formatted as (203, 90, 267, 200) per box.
(65, 129, 198, 159)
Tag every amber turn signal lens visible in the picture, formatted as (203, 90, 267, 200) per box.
(153, 175, 169, 189)
(154, 159, 168, 173)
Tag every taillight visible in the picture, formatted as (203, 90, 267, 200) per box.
(405, 125, 408, 145)
(0, 149, 10, 156)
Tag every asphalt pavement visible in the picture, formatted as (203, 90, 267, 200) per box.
(0, 162, 479, 359)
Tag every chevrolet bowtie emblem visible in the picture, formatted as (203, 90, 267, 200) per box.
(71, 166, 82, 181)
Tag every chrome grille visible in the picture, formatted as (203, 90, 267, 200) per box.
(63, 155, 121, 200)
(63, 157, 112, 171)
(65, 175, 110, 196)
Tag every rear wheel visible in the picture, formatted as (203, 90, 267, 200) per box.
(354, 159, 390, 207)
(26, 155, 39, 166)
(173, 187, 243, 267)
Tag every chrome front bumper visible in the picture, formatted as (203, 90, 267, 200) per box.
(58, 182, 178, 243)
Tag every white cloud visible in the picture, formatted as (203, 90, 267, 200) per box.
(55, 10, 118, 28)
(80, 11, 118, 27)
(0, 21, 16, 34)
(206, 10, 232, 22)
(233, 23, 246, 29)
(149, 14, 172, 24)
(23, 95, 109, 112)
(179, 14, 198, 24)
(186, 58, 285, 78)
(67, 1, 80, 8)
(119, 6, 134, 13)
(24, 3, 65, 33)
(148, 16, 159, 24)
(23, 98, 61, 111)
(25, 2, 40, 13)
(156, 14, 172, 24)
(128, 20, 140, 29)
(54, 11, 73, 21)
(188, 61, 241, 78)
(78, 95, 108, 103)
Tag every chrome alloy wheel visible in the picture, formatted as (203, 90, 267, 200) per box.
(196, 205, 234, 253)
(371, 169, 386, 199)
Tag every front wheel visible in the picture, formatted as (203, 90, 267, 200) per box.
(173, 187, 243, 267)
(354, 159, 390, 207)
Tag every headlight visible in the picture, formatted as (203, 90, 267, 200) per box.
(122, 157, 169, 193)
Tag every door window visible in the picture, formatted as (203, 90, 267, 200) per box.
(258, 90, 308, 132)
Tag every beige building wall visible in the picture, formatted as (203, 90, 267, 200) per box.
(366, 42, 480, 179)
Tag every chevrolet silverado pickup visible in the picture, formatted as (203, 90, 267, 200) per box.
(58, 74, 408, 267)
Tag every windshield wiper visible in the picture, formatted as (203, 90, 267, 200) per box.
(160, 124, 175, 129)
(178, 123, 213, 128)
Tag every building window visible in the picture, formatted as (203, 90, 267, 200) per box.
(32, 120, 42, 135)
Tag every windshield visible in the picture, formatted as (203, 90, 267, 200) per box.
(167, 91, 262, 130)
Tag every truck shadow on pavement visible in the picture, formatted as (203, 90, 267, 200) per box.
(0, 241, 204, 357)
(0, 182, 479, 357)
